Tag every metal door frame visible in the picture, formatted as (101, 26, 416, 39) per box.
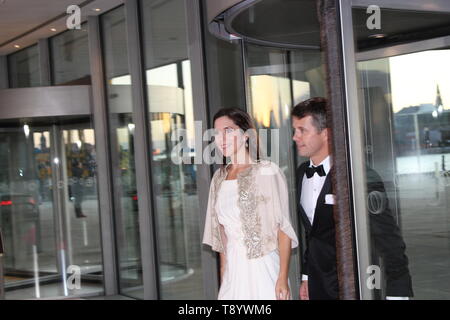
(339, 0, 450, 300)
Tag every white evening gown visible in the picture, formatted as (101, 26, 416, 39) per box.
(216, 179, 283, 300)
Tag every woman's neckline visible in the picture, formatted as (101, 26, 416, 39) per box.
(224, 159, 260, 179)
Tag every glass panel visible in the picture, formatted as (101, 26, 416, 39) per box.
(352, 8, 450, 52)
(0, 128, 57, 298)
(0, 121, 104, 299)
(50, 24, 91, 85)
(353, 8, 450, 299)
(101, 6, 143, 299)
(141, 0, 205, 299)
(61, 127, 103, 291)
(245, 43, 325, 299)
(7, 45, 40, 88)
(246, 45, 295, 169)
(201, 0, 246, 114)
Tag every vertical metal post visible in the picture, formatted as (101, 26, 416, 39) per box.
(125, 0, 160, 300)
(38, 39, 52, 86)
(87, 15, 119, 296)
(49, 125, 67, 293)
(413, 114, 421, 171)
(240, 40, 250, 111)
(317, 0, 357, 299)
(339, 0, 375, 300)
(57, 130, 73, 268)
(284, 50, 302, 299)
(185, 0, 220, 299)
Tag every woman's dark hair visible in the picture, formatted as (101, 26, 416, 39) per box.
(212, 107, 261, 165)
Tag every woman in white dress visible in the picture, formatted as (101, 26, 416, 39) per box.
(203, 108, 299, 300)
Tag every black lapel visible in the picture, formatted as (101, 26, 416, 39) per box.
(297, 161, 312, 231)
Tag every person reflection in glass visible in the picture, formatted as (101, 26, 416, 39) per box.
(72, 160, 86, 218)
(203, 108, 299, 300)
(292, 97, 413, 300)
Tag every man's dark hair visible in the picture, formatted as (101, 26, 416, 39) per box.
(291, 97, 328, 132)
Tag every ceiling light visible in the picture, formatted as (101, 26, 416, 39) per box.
(50, 28, 57, 32)
(14, 44, 20, 48)
(23, 124, 30, 138)
(93, 8, 101, 12)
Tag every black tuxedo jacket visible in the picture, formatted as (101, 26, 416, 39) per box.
(297, 161, 338, 299)
(296, 161, 414, 300)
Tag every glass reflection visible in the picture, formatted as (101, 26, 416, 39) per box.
(7, 45, 40, 88)
(358, 48, 450, 299)
(141, 0, 204, 299)
(50, 25, 91, 85)
(0, 122, 104, 299)
(101, 6, 143, 299)
(0, 128, 56, 298)
(245, 44, 325, 298)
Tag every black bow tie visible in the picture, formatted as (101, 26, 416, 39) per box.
(305, 165, 326, 178)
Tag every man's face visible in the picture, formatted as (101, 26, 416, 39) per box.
(292, 115, 328, 158)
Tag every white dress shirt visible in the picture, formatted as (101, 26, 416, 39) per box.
(299, 156, 409, 300)
(300, 156, 331, 226)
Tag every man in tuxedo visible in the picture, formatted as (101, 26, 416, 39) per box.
(292, 97, 413, 300)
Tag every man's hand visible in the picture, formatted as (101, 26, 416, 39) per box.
(299, 280, 309, 300)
